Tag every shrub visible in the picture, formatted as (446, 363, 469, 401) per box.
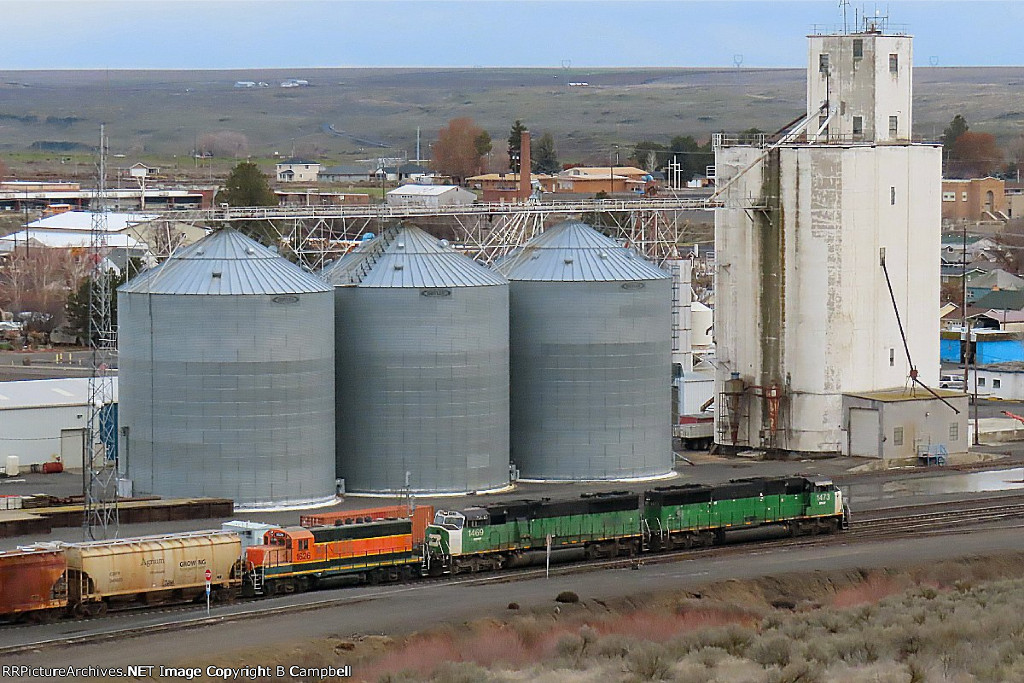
(625, 643, 671, 681)
(555, 591, 580, 604)
(749, 634, 792, 668)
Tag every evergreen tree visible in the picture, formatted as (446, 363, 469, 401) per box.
(942, 114, 969, 160)
(532, 133, 560, 174)
(216, 161, 276, 206)
(507, 120, 527, 173)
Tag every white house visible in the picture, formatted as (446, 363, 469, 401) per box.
(276, 160, 321, 183)
(0, 378, 119, 468)
(385, 184, 477, 207)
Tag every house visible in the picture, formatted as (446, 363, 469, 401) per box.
(554, 166, 650, 194)
(466, 172, 557, 202)
(318, 165, 371, 183)
(372, 163, 431, 183)
(385, 184, 476, 207)
(942, 177, 1009, 222)
(276, 160, 321, 183)
(966, 268, 1024, 303)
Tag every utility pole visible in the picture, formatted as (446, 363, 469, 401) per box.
(83, 123, 119, 541)
(962, 222, 969, 395)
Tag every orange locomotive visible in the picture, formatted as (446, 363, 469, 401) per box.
(244, 506, 434, 596)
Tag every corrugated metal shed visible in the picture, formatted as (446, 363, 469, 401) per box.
(322, 224, 505, 288)
(121, 229, 330, 296)
(494, 220, 668, 282)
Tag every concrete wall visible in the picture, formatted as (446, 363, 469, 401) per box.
(807, 33, 913, 142)
(715, 143, 941, 453)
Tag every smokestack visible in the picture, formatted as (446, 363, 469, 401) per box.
(518, 130, 531, 201)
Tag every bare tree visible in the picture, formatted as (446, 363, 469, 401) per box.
(431, 118, 490, 183)
(197, 131, 251, 158)
(0, 248, 90, 333)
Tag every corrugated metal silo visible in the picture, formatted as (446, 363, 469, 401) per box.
(322, 224, 510, 494)
(495, 220, 673, 480)
(118, 229, 336, 507)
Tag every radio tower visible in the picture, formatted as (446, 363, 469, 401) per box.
(82, 123, 119, 540)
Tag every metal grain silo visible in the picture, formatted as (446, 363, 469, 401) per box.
(118, 229, 336, 508)
(322, 224, 510, 494)
(495, 220, 673, 481)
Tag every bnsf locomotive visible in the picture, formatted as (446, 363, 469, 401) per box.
(424, 477, 847, 574)
(0, 477, 846, 623)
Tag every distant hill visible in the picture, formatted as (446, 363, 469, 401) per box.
(0, 67, 1021, 165)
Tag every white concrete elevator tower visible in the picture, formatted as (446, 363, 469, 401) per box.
(713, 24, 950, 457)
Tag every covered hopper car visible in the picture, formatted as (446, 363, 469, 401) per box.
(0, 546, 67, 622)
(65, 530, 242, 616)
(425, 477, 847, 573)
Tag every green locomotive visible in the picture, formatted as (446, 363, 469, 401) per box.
(424, 477, 847, 574)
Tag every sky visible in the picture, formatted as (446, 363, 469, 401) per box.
(1, 0, 1021, 70)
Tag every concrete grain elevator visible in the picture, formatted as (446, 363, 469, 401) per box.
(713, 22, 959, 457)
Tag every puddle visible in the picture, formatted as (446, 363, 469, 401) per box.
(880, 468, 1024, 496)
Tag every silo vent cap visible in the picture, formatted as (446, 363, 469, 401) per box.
(196, 247, 205, 255)
(397, 242, 405, 249)
(598, 251, 608, 259)
(245, 247, 256, 255)
(394, 263, 404, 270)
(563, 257, 574, 265)
(212, 271, 222, 279)
(437, 239, 450, 248)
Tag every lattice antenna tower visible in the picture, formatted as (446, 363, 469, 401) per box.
(83, 123, 119, 540)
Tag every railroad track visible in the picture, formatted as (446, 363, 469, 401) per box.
(4, 498, 1024, 656)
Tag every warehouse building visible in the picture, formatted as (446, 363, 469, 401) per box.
(0, 378, 119, 469)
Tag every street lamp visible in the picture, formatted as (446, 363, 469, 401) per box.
(609, 145, 619, 194)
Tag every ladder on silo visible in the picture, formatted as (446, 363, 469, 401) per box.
(350, 225, 400, 283)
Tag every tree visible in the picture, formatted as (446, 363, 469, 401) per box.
(507, 119, 527, 173)
(668, 135, 714, 182)
(630, 141, 665, 169)
(942, 114, 969, 160)
(216, 161, 276, 206)
(65, 260, 140, 343)
(948, 131, 1004, 179)
(532, 133, 559, 174)
(474, 130, 493, 160)
(197, 131, 250, 158)
(431, 117, 489, 182)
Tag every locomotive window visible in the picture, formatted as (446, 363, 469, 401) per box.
(443, 515, 464, 529)
(468, 519, 486, 528)
(298, 540, 309, 551)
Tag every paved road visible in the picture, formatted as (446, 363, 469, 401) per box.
(4, 525, 1024, 674)
(0, 349, 107, 381)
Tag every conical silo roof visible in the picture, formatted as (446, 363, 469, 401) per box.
(494, 220, 669, 282)
(320, 224, 506, 288)
(120, 228, 330, 295)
